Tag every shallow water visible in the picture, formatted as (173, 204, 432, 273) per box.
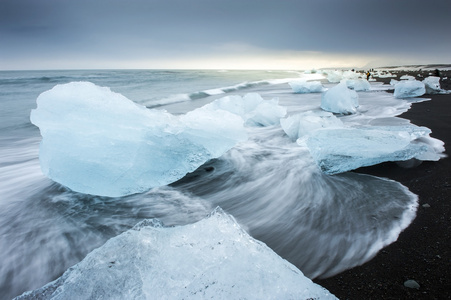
(0, 70, 426, 299)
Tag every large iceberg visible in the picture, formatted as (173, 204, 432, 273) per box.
(30, 82, 285, 197)
(303, 125, 443, 174)
(393, 80, 426, 98)
(288, 80, 325, 93)
(16, 208, 337, 300)
(321, 81, 359, 114)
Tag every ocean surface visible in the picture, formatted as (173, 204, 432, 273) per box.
(0, 69, 425, 299)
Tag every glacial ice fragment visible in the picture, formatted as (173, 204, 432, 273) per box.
(303, 125, 439, 174)
(16, 208, 337, 300)
(394, 80, 426, 98)
(204, 92, 287, 126)
(400, 75, 416, 81)
(345, 79, 371, 91)
(423, 76, 445, 94)
(321, 81, 359, 114)
(280, 111, 343, 140)
(30, 82, 248, 197)
(289, 80, 325, 93)
(324, 70, 363, 83)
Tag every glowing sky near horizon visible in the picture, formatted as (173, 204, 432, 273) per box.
(1, 0, 450, 70)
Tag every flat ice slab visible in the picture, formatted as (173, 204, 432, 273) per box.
(303, 125, 442, 174)
(16, 208, 337, 300)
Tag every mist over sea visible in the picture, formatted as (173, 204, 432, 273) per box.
(0, 69, 423, 299)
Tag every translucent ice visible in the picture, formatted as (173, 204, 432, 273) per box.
(345, 79, 371, 91)
(16, 208, 337, 300)
(204, 93, 286, 126)
(321, 81, 359, 114)
(324, 70, 363, 83)
(374, 71, 396, 78)
(390, 79, 399, 86)
(288, 80, 325, 93)
(400, 75, 416, 81)
(281, 111, 343, 140)
(393, 80, 426, 98)
(303, 125, 441, 174)
(31, 82, 249, 197)
(423, 76, 443, 94)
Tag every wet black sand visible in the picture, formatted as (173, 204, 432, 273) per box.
(315, 69, 451, 299)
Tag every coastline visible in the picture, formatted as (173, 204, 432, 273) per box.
(315, 70, 451, 299)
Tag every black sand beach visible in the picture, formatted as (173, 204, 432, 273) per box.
(315, 69, 451, 299)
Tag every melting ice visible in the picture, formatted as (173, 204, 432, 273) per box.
(320, 81, 359, 114)
(12, 71, 446, 299)
(288, 80, 325, 93)
(16, 208, 337, 300)
(30, 82, 284, 197)
(394, 80, 426, 98)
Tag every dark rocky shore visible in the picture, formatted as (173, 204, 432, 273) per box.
(315, 69, 451, 299)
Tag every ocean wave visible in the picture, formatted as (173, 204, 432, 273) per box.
(147, 77, 305, 108)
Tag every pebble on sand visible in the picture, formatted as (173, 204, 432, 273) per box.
(404, 279, 420, 289)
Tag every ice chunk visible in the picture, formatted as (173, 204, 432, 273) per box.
(400, 75, 416, 80)
(16, 208, 337, 300)
(374, 71, 396, 78)
(281, 111, 344, 140)
(325, 70, 343, 83)
(204, 93, 286, 126)
(423, 76, 442, 94)
(304, 125, 438, 174)
(321, 81, 359, 114)
(393, 80, 426, 98)
(325, 70, 364, 83)
(289, 80, 325, 93)
(390, 79, 399, 86)
(30, 82, 247, 197)
(345, 79, 371, 91)
(342, 70, 362, 80)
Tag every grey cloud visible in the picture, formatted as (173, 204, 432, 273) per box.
(1, 0, 450, 68)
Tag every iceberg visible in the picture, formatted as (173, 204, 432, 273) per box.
(423, 76, 444, 94)
(324, 70, 343, 83)
(345, 79, 371, 91)
(390, 79, 399, 86)
(303, 125, 441, 174)
(204, 93, 286, 127)
(288, 80, 325, 93)
(320, 81, 359, 114)
(324, 70, 363, 83)
(400, 75, 416, 81)
(31, 82, 286, 197)
(16, 208, 337, 300)
(393, 80, 426, 98)
(374, 71, 396, 78)
(281, 111, 343, 140)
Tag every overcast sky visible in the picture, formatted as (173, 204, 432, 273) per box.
(1, 0, 450, 70)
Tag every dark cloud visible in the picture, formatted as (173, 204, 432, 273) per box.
(1, 0, 450, 69)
